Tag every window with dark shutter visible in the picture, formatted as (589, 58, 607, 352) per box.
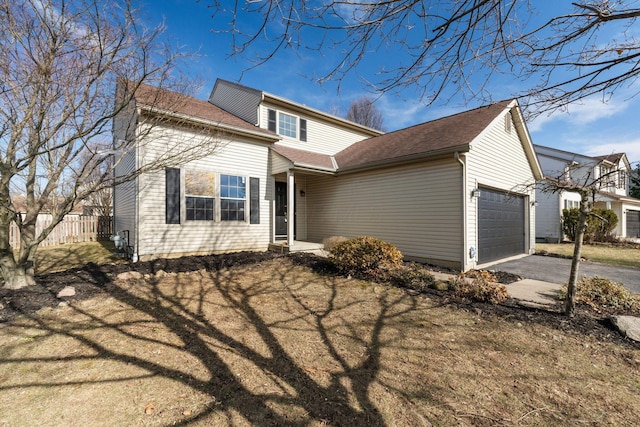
(300, 118, 307, 141)
(166, 168, 181, 224)
(268, 109, 276, 132)
(250, 177, 260, 224)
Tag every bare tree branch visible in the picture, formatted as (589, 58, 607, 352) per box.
(0, 0, 219, 289)
(210, 1, 640, 115)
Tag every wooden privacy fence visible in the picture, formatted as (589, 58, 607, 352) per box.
(9, 215, 113, 248)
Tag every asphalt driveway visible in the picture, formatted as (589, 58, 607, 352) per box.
(489, 255, 640, 295)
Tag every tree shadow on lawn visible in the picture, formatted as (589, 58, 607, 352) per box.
(1, 255, 447, 426)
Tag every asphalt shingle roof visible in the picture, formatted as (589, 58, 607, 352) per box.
(271, 145, 336, 171)
(335, 100, 513, 170)
(131, 82, 276, 137)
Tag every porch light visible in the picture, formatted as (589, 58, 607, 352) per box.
(300, 190, 306, 197)
(471, 189, 481, 198)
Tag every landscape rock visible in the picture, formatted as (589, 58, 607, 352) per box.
(610, 315, 640, 342)
(57, 286, 76, 298)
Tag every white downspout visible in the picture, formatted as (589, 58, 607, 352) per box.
(455, 152, 468, 271)
(287, 171, 295, 247)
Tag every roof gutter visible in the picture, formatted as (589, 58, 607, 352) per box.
(336, 144, 471, 175)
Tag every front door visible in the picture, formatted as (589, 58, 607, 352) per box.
(275, 182, 295, 238)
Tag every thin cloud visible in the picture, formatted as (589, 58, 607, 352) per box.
(528, 97, 629, 132)
(582, 139, 640, 164)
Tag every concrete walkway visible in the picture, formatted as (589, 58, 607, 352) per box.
(502, 279, 562, 309)
(426, 261, 640, 342)
(428, 271, 562, 309)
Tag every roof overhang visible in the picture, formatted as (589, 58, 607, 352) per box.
(137, 103, 280, 143)
(269, 147, 337, 175)
(335, 144, 471, 175)
(507, 100, 544, 181)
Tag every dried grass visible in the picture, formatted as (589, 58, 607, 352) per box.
(0, 258, 638, 426)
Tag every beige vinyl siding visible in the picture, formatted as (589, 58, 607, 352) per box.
(259, 103, 371, 155)
(306, 159, 463, 267)
(466, 111, 537, 265)
(136, 127, 272, 259)
(270, 151, 294, 175)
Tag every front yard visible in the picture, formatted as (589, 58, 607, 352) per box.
(536, 242, 640, 269)
(0, 254, 639, 426)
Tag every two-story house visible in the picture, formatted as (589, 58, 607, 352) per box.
(113, 79, 542, 271)
(535, 144, 640, 242)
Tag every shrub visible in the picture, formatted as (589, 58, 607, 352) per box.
(329, 236, 403, 277)
(560, 276, 640, 313)
(591, 209, 619, 242)
(321, 236, 349, 252)
(389, 262, 435, 291)
(450, 275, 509, 304)
(461, 269, 497, 282)
(562, 208, 618, 243)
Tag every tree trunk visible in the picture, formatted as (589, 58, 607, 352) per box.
(0, 204, 37, 289)
(1, 253, 36, 289)
(565, 191, 590, 317)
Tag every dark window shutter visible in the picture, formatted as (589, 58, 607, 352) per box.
(166, 168, 180, 224)
(250, 177, 260, 224)
(267, 109, 276, 132)
(300, 118, 307, 141)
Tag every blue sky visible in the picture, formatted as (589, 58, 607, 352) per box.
(145, 1, 640, 165)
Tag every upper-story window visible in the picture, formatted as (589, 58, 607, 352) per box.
(279, 112, 297, 138)
(619, 170, 627, 189)
(599, 165, 614, 188)
(268, 109, 307, 141)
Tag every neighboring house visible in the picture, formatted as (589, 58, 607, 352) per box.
(113, 79, 542, 271)
(535, 144, 640, 242)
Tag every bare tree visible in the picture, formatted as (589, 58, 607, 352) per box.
(75, 141, 113, 216)
(537, 165, 623, 316)
(212, 1, 640, 114)
(0, 0, 221, 289)
(345, 97, 386, 131)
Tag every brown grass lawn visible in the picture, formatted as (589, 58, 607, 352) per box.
(536, 242, 640, 269)
(1, 258, 639, 426)
(34, 241, 125, 274)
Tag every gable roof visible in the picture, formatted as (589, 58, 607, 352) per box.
(127, 81, 279, 142)
(593, 153, 626, 164)
(271, 144, 336, 173)
(535, 144, 630, 170)
(334, 100, 513, 171)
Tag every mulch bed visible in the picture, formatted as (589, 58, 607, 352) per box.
(0, 252, 636, 348)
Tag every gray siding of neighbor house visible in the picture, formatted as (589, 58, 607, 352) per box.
(305, 159, 463, 267)
(209, 80, 262, 125)
(534, 188, 561, 242)
(112, 108, 138, 250)
(465, 111, 537, 268)
(135, 126, 273, 260)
